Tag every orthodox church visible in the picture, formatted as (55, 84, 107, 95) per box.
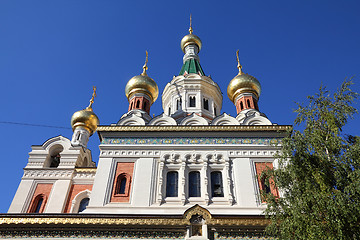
(1, 20, 290, 239)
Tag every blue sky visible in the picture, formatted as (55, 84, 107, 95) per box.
(0, 0, 359, 212)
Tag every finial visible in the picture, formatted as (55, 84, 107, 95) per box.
(87, 86, 97, 110)
(236, 50, 243, 75)
(189, 14, 193, 34)
(142, 50, 149, 76)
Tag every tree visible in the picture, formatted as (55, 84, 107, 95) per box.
(264, 79, 360, 240)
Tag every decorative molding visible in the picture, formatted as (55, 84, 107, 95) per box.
(0, 215, 269, 227)
(22, 169, 74, 179)
(102, 137, 282, 146)
(97, 125, 291, 132)
(100, 150, 161, 157)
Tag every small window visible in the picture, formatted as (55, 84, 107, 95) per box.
(214, 107, 217, 115)
(189, 171, 201, 197)
(50, 154, 60, 168)
(211, 171, 224, 197)
(166, 171, 178, 197)
(247, 99, 251, 108)
(78, 197, 90, 213)
(29, 194, 45, 213)
(203, 99, 209, 110)
(34, 197, 43, 213)
(168, 107, 171, 115)
(115, 174, 129, 195)
(130, 102, 133, 110)
(176, 98, 182, 110)
(136, 100, 140, 108)
(143, 101, 147, 111)
(240, 101, 244, 110)
(189, 96, 196, 107)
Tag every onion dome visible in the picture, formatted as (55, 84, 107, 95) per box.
(71, 87, 100, 135)
(227, 51, 261, 103)
(125, 51, 159, 104)
(180, 15, 202, 53)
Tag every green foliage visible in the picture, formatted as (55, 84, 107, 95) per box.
(264, 79, 360, 240)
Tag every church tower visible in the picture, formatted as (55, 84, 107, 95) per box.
(162, 16, 222, 123)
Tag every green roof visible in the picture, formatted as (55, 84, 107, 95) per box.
(179, 58, 205, 76)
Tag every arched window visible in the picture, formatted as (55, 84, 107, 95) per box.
(240, 101, 244, 110)
(143, 101, 147, 111)
(189, 96, 196, 107)
(166, 171, 178, 197)
(203, 99, 209, 110)
(130, 102, 133, 110)
(115, 174, 129, 195)
(189, 171, 201, 197)
(78, 197, 90, 213)
(168, 107, 171, 115)
(247, 99, 251, 108)
(29, 194, 45, 213)
(136, 100, 140, 108)
(211, 171, 224, 197)
(214, 107, 217, 115)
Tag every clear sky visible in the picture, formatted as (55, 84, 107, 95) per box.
(0, 0, 359, 213)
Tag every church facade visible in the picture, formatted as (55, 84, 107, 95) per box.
(1, 22, 290, 239)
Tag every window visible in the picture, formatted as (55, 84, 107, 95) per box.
(189, 171, 201, 197)
(214, 107, 217, 115)
(78, 197, 90, 213)
(136, 100, 140, 108)
(166, 171, 178, 197)
(203, 99, 209, 110)
(168, 107, 171, 115)
(240, 101, 244, 110)
(115, 174, 130, 196)
(29, 194, 45, 213)
(189, 96, 196, 107)
(176, 98, 182, 110)
(247, 99, 251, 108)
(211, 171, 224, 197)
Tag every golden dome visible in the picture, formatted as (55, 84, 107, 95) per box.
(227, 50, 261, 103)
(71, 86, 100, 135)
(125, 74, 159, 103)
(180, 33, 202, 53)
(125, 51, 159, 104)
(71, 108, 99, 135)
(227, 73, 261, 103)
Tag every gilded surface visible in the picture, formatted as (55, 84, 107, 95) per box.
(0, 216, 268, 226)
(97, 125, 291, 132)
(75, 168, 97, 173)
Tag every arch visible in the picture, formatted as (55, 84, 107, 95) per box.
(70, 189, 91, 213)
(183, 204, 212, 222)
(247, 99, 251, 108)
(114, 173, 131, 196)
(189, 96, 196, 107)
(44, 144, 64, 168)
(28, 194, 47, 213)
(148, 113, 177, 126)
(211, 113, 240, 126)
(240, 101, 244, 110)
(136, 99, 140, 108)
(180, 113, 208, 126)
